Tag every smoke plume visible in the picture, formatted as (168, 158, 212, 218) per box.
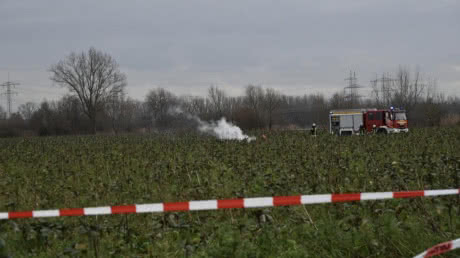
(198, 118, 256, 142)
(170, 107, 256, 142)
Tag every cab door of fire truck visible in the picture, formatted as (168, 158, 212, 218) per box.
(364, 111, 384, 132)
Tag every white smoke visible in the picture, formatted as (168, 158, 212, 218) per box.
(170, 107, 256, 142)
(198, 118, 256, 142)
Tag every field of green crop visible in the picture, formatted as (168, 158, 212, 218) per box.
(0, 127, 459, 257)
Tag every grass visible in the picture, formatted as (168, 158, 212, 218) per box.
(0, 127, 459, 257)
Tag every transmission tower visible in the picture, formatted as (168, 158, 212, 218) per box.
(370, 73, 396, 107)
(344, 71, 363, 108)
(1, 74, 19, 118)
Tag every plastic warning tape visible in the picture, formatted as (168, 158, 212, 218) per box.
(0, 189, 458, 220)
(414, 238, 460, 258)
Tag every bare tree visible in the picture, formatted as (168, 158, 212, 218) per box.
(264, 88, 282, 129)
(105, 92, 126, 134)
(180, 96, 209, 118)
(56, 95, 83, 133)
(145, 88, 177, 130)
(207, 85, 228, 119)
(50, 47, 127, 133)
(30, 101, 55, 135)
(393, 67, 424, 112)
(308, 93, 328, 126)
(244, 85, 265, 128)
(18, 102, 38, 120)
(134, 101, 152, 131)
(425, 78, 439, 101)
(226, 96, 245, 123)
(329, 92, 347, 110)
(0, 106, 6, 120)
(107, 97, 138, 133)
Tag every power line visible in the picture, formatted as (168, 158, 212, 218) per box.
(344, 71, 363, 108)
(370, 73, 397, 107)
(1, 73, 19, 118)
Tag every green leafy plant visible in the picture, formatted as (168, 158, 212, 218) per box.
(0, 128, 459, 257)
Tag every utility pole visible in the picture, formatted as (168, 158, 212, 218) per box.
(1, 74, 19, 119)
(344, 71, 363, 108)
(370, 73, 396, 107)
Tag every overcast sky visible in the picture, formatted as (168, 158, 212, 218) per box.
(0, 0, 459, 111)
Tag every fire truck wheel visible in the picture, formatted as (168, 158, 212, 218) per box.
(377, 128, 387, 134)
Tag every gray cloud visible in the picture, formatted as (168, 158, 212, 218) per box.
(0, 0, 459, 110)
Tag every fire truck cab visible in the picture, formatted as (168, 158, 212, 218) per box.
(329, 107, 409, 135)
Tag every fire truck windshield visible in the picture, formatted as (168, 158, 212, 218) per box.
(394, 112, 407, 120)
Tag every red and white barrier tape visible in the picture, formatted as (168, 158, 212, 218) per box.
(0, 189, 458, 220)
(414, 238, 460, 258)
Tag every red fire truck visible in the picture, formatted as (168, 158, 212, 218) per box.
(329, 107, 409, 135)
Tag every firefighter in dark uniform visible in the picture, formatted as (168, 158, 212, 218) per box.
(359, 124, 365, 135)
(311, 123, 317, 136)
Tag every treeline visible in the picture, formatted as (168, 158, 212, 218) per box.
(0, 83, 458, 137)
(0, 48, 459, 137)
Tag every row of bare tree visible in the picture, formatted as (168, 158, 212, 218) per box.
(0, 48, 458, 137)
(1, 82, 457, 137)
